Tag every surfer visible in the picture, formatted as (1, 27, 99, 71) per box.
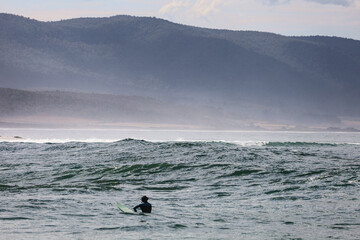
(133, 196, 152, 213)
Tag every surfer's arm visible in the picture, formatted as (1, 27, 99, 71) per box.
(133, 204, 140, 212)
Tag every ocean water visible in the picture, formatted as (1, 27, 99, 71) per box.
(0, 130, 359, 239)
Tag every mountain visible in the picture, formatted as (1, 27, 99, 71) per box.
(1, 13, 360, 129)
(0, 88, 247, 129)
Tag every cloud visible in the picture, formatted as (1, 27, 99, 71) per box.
(159, 0, 191, 15)
(159, 0, 228, 18)
(260, 0, 291, 5)
(305, 0, 353, 6)
(191, 0, 225, 16)
(273, 0, 354, 6)
(259, 0, 353, 6)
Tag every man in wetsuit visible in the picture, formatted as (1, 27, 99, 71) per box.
(133, 196, 152, 213)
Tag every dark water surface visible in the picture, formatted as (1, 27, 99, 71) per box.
(0, 131, 359, 239)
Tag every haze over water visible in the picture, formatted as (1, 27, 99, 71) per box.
(1, 130, 359, 239)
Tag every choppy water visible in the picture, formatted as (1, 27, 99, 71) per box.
(0, 130, 359, 239)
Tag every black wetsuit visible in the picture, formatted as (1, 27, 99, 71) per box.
(133, 202, 152, 213)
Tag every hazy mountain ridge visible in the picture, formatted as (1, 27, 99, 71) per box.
(0, 88, 242, 129)
(0, 87, 179, 122)
(1, 13, 360, 128)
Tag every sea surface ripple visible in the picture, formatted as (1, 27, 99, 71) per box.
(0, 138, 359, 239)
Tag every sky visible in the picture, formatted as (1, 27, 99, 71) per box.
(1, 0, 359, 40)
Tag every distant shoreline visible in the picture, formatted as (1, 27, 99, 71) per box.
(1, 125, 359, 133)
(0, 135, 23, 141)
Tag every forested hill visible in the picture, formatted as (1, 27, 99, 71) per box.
(0, 88, 233, 129)
(1, 13, 360, 128)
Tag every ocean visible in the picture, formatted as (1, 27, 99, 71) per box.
(0, 129, 359, 239)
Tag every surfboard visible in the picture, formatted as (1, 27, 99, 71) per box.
(116, 202, 136, 214)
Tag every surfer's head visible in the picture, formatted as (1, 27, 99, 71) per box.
(141, 196, 149, 202)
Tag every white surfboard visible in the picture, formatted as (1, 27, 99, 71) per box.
(116, 202, 136, 214)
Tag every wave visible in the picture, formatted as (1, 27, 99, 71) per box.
(264, 141, 341, 147)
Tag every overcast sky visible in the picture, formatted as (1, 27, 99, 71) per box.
(1, 0, 359, 39)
